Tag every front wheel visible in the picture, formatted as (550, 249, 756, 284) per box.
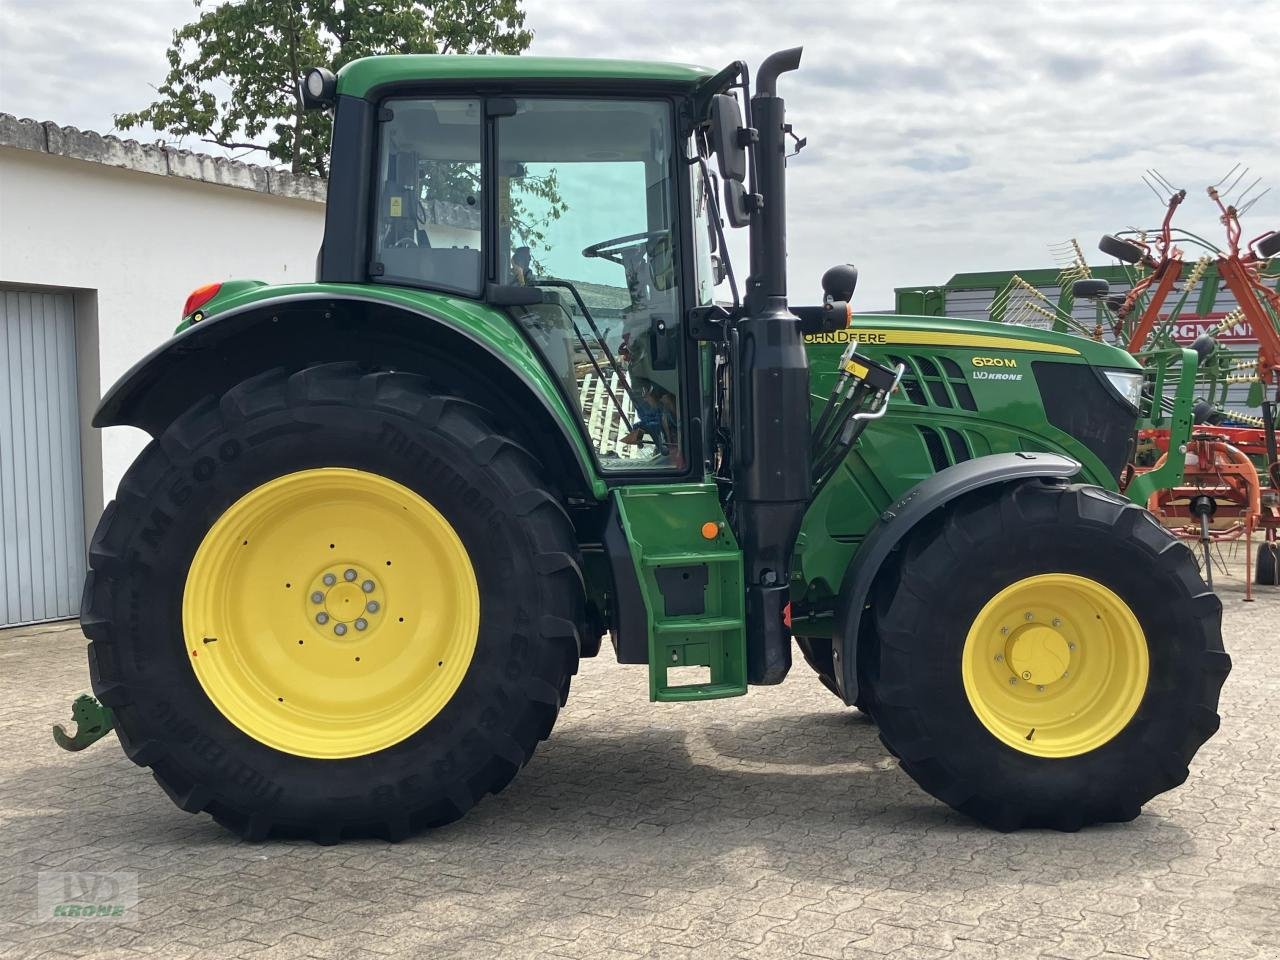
(871, 481, 1229, 831)
(83, 363, 584, 841)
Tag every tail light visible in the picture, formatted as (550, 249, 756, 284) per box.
(183, 282, 222, 320)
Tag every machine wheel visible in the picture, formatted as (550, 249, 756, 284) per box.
(1071, 278, 1110, 300)
(1099, 233, 1145, 264)
(82, 363, 584, 842)
(794, 636, 873, 716)
(794, 636, 842, 699)
(1258, 542, 1279, 586)
(871, 480, 1229, 831)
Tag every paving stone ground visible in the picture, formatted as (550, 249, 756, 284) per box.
(1, 546, 1276, 960)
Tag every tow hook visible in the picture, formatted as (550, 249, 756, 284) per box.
(52, 694, 115, 752)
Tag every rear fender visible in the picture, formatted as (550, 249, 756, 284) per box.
(831, 452, 1081, 705)
(94, 291, 605, 499)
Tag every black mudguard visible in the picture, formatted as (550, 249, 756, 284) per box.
(831, 452, 1082, 705)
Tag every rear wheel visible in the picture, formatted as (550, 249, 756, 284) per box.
(871, 480, 1229, 831)
(83, 363, 583, 841)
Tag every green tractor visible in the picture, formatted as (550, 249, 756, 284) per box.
(72, 49, 1229, 840)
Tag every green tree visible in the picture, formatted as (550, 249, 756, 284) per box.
(115, 0, 532, 176)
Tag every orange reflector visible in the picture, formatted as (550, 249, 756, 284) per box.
(700, 521, 719, 540)
(183, 281, 222, 319)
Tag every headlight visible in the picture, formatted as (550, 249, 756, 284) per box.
(1101, 369, 1143, 412)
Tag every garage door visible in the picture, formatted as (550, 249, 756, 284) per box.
(0, 290, 86, 626)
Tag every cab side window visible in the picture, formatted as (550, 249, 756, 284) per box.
(372, 99, 483, 296)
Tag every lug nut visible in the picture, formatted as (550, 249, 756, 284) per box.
(1024, 612, 1034, 621)
(1000, 627, 1009, 636)
(334, 623, 347, 636)
(362, 580, 375, 593)
(994, 654, 1004, 662)
(316, 612, 329, 625)
(355, 618, 368, 631)
(1062, 671, 1069, 678)
(1037, 685, 1045, 692)
(367, 600, 380, 613)
(311, 591, 324, 604)
(1009, 677, 1018, 686)
(344, 568, 357, 581)
(1052, 617, 1062, 627)
(1068, 642, 1076, 651)
(323, 573, 336, 586)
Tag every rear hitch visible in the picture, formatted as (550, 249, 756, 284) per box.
(52, 694, 115, 752)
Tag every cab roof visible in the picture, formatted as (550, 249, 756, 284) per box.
(337, 55, 716, 98)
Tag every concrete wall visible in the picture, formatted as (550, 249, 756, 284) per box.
(0, 137, 325, 518)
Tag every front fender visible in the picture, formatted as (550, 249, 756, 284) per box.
(831, 452, 1081, 705)
(95, 286, 606, 499)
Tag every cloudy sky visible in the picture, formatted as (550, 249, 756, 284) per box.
(2, 0, 1277, 308)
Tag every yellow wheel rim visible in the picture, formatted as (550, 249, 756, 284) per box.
(961, 574, 1148, 758)
(183, 468, 480, 759)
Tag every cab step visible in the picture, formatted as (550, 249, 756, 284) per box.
(613, 485, 748, 702)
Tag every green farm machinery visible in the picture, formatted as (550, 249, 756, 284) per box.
(63, 50, 1229, 840)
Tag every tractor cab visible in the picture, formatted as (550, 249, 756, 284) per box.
(361, 86, 716, 472)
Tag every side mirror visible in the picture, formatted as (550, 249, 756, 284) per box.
(723, 180, 751, 228)
(710, 94, 748, 183)
(821, 264, 858, 303)
(1072, 278, 1110, 300)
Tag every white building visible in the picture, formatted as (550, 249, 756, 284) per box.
(0, 115, 327, 626)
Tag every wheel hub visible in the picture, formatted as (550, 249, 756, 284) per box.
(312, 564, 381, 636)
(1006, 624, 1071, 685)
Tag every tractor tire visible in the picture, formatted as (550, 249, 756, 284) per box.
(870, 480, 1229, 831)
(1257, 542, 1279, 586)
(82, 362, 584, 842)
(794, 636, 842, 699)
(794, 635, 874, 716)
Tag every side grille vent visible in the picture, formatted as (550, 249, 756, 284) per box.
(888, 354, 978, 411)
(917, 425, 973, 473)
